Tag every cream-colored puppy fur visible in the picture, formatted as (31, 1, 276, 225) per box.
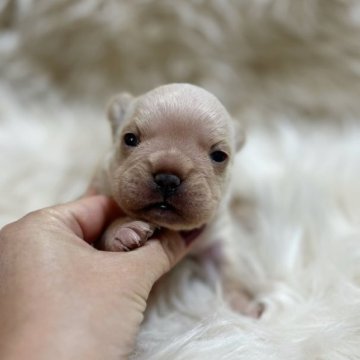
(94, 83, 242, 250)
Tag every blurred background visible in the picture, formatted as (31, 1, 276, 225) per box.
(2, 0, 360, 115)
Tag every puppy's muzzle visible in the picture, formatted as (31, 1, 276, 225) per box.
(154, 172, 181, 198)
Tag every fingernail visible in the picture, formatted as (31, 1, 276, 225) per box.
(180, 226, 205, 246)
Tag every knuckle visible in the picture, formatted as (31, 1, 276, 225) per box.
(0, 206, 67, 248)
(0, 223, 15, 240)
(29, 207, 66, 226)
(0, 220, 25, 246)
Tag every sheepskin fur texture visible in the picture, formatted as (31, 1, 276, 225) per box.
(1, 1, 360, 359)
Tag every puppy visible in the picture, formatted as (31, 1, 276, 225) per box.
(92, 83, 260, 316)
(93, 83, 240, 248)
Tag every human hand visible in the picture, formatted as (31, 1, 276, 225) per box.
(0, 195, 196, 360)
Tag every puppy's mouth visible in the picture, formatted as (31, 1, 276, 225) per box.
(140, 200, 188, 228)
(143, 201, 178, 213)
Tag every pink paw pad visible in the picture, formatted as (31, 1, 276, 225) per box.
(109, 221, 155, 252)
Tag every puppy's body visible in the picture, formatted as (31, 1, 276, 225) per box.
(93, 83, 259, 316)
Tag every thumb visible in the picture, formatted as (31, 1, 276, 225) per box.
(130, 228, 200, 284)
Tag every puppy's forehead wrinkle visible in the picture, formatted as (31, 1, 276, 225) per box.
(134, 84, 231, 133)
(136, 99, 228, 125)
(133, 106, 230, 151)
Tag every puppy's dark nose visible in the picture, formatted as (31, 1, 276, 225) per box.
(154, 173, 181, 197)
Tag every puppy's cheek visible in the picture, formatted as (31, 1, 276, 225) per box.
(178, 178, 219, 226)
(110, 165, 150, 212)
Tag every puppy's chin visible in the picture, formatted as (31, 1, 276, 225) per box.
(122, 203, 209, 231)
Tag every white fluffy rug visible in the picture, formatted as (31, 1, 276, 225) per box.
(1, 1, 360, 359)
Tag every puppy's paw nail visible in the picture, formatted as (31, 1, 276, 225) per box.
(134, 222, 154, 237)
(245, 301, 265, 319)
(127, 221, 155, 240)
(107, 221, 155, 252)
(226, 290, 264, 319)
(115, 228, 141, 249)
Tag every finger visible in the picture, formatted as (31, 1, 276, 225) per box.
(55, 195, 123, 243)
(129, 229, 197, 285)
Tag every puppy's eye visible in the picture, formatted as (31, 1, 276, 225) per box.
(123, 133, 139, 147)
(210, 150, 228, 163)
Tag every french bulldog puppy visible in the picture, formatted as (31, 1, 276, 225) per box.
(93, 83, 242, 249)
(92, 83, 260, 316)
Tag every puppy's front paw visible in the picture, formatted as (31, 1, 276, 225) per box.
(101, 220, 155, 252)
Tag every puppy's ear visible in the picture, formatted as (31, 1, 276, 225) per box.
(233, 121, 246, 152)
(107, 93, 134, 135)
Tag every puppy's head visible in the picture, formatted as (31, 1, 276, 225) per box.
(106, 83, 244, 230)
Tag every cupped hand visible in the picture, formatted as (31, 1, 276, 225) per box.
(0, 195, 193, 360)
